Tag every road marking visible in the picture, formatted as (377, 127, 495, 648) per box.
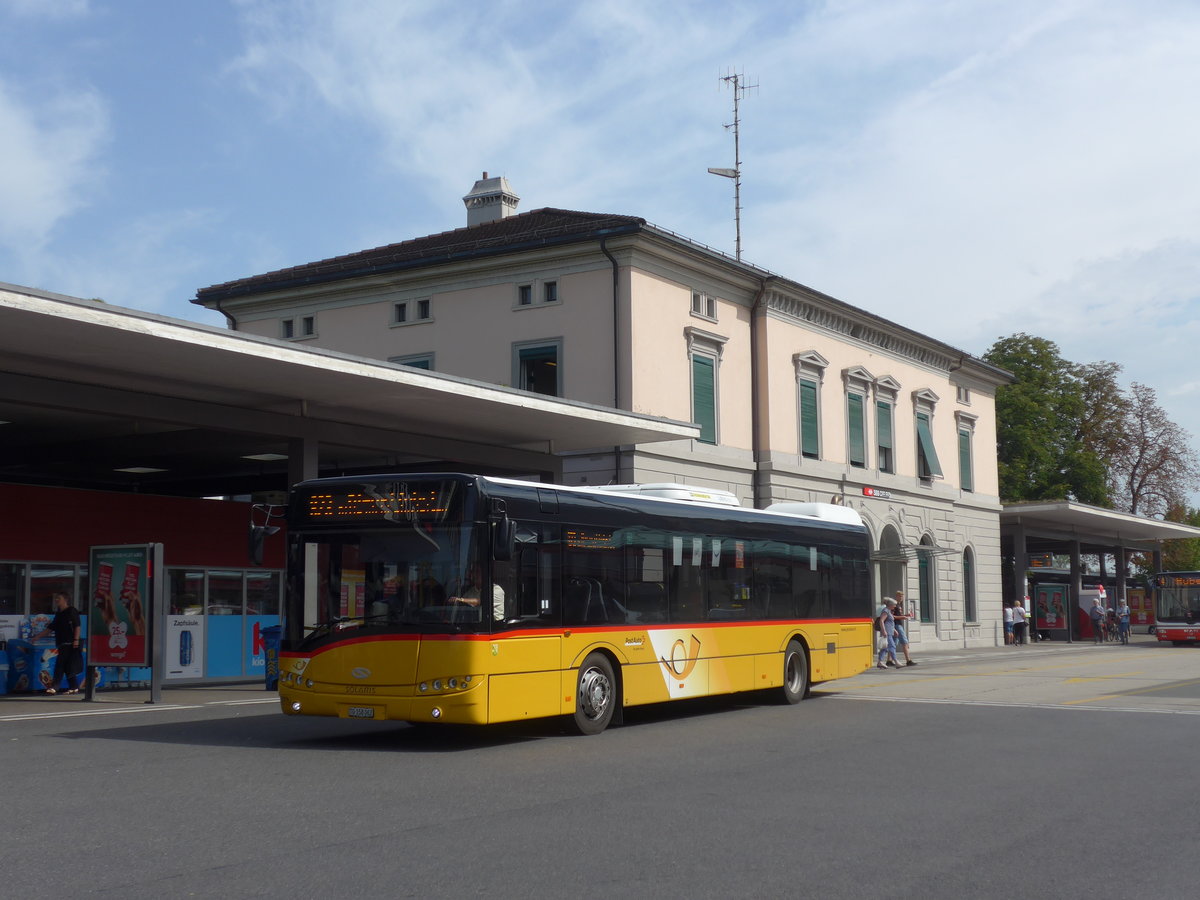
(211, 698, 278, 706)
(1062, 677, 1200, 706)
(1064, 671, 1144, 683)
(0, 704, 202, 723)
(835, 694, 1200, 715)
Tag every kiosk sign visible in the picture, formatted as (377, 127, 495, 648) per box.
(88, 544, 157, 667)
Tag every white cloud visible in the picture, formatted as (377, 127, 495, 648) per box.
(0, 0, 90, 20)
(0, 79, 108, 254)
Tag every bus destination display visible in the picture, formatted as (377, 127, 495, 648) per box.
(298, 483, 457, 523)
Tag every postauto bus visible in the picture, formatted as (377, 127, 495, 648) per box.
(277, 474, 873, 734)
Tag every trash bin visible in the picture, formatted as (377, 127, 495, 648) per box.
(261, 625, 282, 691)
(6, 639, 34, 692)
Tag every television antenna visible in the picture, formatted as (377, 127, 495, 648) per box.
(707, 70, 757, 261)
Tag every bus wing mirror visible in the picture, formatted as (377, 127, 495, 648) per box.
(492, 518, 516, 561)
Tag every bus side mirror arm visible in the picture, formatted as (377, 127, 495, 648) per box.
(492, 517, 515, 561)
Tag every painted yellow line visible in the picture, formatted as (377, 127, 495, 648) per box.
(1064, 671, 1144, 683)
(1063, 677, 1200, 706)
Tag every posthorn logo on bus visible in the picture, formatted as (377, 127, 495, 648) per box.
(351, 667, 372, 680)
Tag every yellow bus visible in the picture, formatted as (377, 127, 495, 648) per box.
(278, 474, 873, 734)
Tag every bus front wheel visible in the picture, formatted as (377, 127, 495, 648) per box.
(780, 640, 809, 705)
(573, 652, 616, 735)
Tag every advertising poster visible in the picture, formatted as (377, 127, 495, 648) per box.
(88, 545, 151, 666)
(165, 616, 204, 680)
(1034, 586, 1068, 631)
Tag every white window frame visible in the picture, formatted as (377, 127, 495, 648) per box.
(391, 297, 433, 328)
(690, 290, 718, 322)
(793, 350, 829, 462)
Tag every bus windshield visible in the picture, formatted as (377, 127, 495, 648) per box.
(287, 523, 489, 644)
(1156, 583, 1200, 623)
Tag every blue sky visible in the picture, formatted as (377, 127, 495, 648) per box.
(3, 0, 1200, 470)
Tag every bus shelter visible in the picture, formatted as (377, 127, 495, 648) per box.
(1000, 501, 1200, 640)
(0, 283, 696, 686)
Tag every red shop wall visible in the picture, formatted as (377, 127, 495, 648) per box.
(0, 483, 285, 569)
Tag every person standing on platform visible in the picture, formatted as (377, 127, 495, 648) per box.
(1012, 597, 1028, 646)
(1117, 599, 1130, 644)
(33, 592, 83, 695)
(1089, 598, 1105, 643)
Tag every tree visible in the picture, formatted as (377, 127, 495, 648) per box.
(1160, 504, 1200, 572)
(1108, 382, 1200, 517)
(983, 334, 1111, 504)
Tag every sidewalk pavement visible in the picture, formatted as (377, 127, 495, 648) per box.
(0, 680, 278, 718)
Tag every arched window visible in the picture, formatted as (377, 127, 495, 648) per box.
(918, 535, 936, 623)
(963, 547, 977, 623)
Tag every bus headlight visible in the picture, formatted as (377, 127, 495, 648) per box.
(431, 708, 442, 719)
(291, 702, 301, 712)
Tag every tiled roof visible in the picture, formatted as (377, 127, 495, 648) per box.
(195, 207, 645, 304)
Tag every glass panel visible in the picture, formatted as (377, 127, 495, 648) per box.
(918, 551, 933, 622)
(246, 571, 281, 617)
(916, 413, 943, 477)
(207, 570, 244, 616)
(799, 380, 819, 459)
(691, 355, 716, 444)
(0, 563, 26, 615)
(168, 569, 206, 615)
(847, 392, 866, 467)
(519, 345, 559, 396)
(563, 527, 624, 625)
(30, 564, 75, 615)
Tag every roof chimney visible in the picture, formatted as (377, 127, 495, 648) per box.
(463, 172, 519, 226)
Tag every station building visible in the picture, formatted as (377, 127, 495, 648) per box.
(193, 176, 1015, 651)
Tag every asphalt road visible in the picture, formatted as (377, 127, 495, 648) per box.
(3, 638, 1196, 899)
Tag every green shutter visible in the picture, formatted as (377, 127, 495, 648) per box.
(916, 412, 943, 477)
(959, 428, 973, 491)
(692, 355, 716, 444)
(847, 392, 866, 467)
(799, 380, 819, 458)
(876, 400, 893, 471)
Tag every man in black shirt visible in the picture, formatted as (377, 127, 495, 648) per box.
(34, 592, 83, 695)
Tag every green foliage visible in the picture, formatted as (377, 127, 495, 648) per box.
(1161, 504, 1200, 572)
(983, 334, 1111, 504)
(985, 334, 1200, 514)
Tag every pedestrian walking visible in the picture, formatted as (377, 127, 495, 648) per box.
(876, 598, 901, 669)
(32, 592, 83, 695)
(892, 591, 917, 666)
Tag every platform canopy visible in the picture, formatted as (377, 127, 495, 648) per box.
(1001, 500, 1200, 555)
(0, 283, 698, 496)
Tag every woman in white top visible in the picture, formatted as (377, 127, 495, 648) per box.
(1004, 602, 1015, 645)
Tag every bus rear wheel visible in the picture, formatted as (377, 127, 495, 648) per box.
(780, 640, 809, 704)
(573, 652, 616, 735)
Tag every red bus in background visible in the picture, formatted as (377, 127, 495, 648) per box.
(1150, 572, 1200, 644)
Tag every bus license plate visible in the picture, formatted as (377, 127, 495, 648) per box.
(347, 707, 375, 719)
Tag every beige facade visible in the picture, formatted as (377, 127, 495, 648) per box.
(197, 198, 1012, 649)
